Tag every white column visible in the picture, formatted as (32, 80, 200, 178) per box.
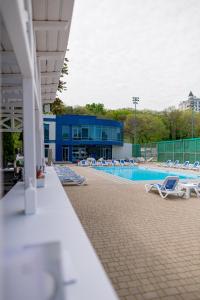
(23, 78, 37, 189)
(35, 108, 43, 167)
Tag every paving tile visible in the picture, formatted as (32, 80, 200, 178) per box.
(66, 165, 200, 300)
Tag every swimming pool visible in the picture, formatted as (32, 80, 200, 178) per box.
(94, 166, 199, 181)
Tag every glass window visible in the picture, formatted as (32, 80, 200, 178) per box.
(44, 123, 49, 140)
(81, 127, 89, 139)
(95, 126, 101, 140)
(102, 127, 108, 140)
(117, 128, 122, 141)
(88, 126, 94, 140)
(44, 145, 49, 158)
(72, 127, 81, 139)
(62, 126, 69, 140)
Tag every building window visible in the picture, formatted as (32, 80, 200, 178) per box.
(102, 127, 108, 140)
(81, 127, 89, 139)
(62, 125, 70, 140)
(72, 127, 81, 139)
(95, 126, 102, 140)
(44, 123, 49, 140)
(72, 125, 122, 142)
(44, 144, 49, 158)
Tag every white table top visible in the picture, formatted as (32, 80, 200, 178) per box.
(1, 167, 118, 300)
(180, 182, 198, 187)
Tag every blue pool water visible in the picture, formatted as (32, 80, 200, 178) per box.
(94, 166, 199, 181)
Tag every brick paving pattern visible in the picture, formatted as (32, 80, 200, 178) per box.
(64, 166, 200, 300)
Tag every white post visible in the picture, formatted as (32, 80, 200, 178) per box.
(35, 108, 43, 167)
(23, 78, 37, 189)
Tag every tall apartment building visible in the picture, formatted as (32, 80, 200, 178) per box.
(179, 91, 200, 112)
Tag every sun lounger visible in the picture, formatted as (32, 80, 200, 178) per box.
(101, 160, 109, 166)
(193, 183, 200, 197)
(54, 165, 87, 185)
(180, 161, 190, 169)
(158, 160, 172, 167)
(136, 157, 145, 163)
(189, 161, 200, 171)
(90, 160, 97, 166)
(146, 157, 154, 162)
(78, 160, 89, 167)
(129, 159, 136, 166)
(145, 176, 185, 199)
(59, 174, 86, 185)
(119, 159, 125, 166)
(169, 160, 180, 168)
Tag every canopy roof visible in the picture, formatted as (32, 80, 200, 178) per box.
(1, 0, 74, 132)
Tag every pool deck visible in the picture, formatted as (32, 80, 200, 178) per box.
(64, 164, 200, 300)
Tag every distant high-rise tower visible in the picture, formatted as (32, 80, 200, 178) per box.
(179, 91, 200, 112)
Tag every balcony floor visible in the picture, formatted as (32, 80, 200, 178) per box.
(65, 165, 200, 300)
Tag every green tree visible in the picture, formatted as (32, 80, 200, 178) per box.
(51, 98, 68, 115)
(106, 108, 132, 122)
(178, 110, 200, 139)
(2, 133, 15, 166)
(51, 58, 69, 114)
(57, 57, 68, 92)
(85, 103, 105, 116)
(125, 112, 169, 143)
(162, 107, 182, 140)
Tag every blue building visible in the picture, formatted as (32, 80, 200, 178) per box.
(43, 114, 123, 162)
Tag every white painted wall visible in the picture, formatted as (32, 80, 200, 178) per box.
(49, 122, 56, 140)
(112, 143, 132, 159)
(49, 143, 56, 161)
(45, 143, 56, 161)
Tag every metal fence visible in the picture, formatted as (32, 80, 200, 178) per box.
(157, 138, 200, 163)
(132, 138, 200, 163)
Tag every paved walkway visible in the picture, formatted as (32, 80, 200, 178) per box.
(64, 166, 200, 300)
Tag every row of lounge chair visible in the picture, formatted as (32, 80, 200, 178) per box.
(54, 165, 86, 185)
(159, 160, 200, 170)
(78, 159, 136, 167)
(145, 176, 200, 199)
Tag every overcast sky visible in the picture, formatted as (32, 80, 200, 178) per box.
(59, 0, 200, 111)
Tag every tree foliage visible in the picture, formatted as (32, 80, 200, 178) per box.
(2, 132, 22, 166)
(57, 58, 68, 93)
(85, 103, 105, 116)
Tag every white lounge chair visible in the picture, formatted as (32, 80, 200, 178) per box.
(145, 176, 185, 199)
(180, 161, 190, 169)
(189, 161, 200, 171)
(193, 183, 200, 197)
(59, 174, 86, 185)
(78, 160, 89, 167)
(54, 165, 87, 185)
(136, 157, 145, 163)
(90, 160, 97, 166)
(170, 160, 180, 168)
(101, 160, 109, 166)
(158, 160, 172, 167)
(119, 159, 125, 166)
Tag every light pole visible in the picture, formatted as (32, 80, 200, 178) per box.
(132, 97, 140, 144)
(191, 100, 194, 138)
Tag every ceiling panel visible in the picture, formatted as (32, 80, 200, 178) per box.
(32, 0, 47, 21)
(47, 0, 60, 20)
(60, 0, 74, 21)
(36, 31, 47, 51)
(46, 61, 55, 72)
(57, 31, 68, 51)
(47, 31, 58, 51)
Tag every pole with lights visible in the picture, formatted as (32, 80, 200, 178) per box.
(191, 100, 194, 138)
(132, 97, 140, 144)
